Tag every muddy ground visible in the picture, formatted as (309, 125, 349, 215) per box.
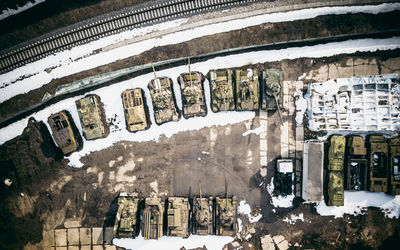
(1, 10, 400, 121)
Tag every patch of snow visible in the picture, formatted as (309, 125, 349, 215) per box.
(150, 180, 158, 195)
(237, 218, 243, 233)
(4, 178, 12, 187)
(201, 151, 210, 155)
(297, 73, 306, 80)
(283, 213, 304, 224)
(113, 234, 233, 250)
(266, 177, 295, 208)
(260, 168, 267, 177)
(316, 191, 400, 219)
(242, 124, 265, 136)
(244, 234, 252, 240)
(0, 0, 45, 21)
(2, 3, 400, 102)
(294, 90, 307, 125)
(197, 157, 201, 161)
(238, 200, 262, 223)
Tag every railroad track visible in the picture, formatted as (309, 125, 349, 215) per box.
(0, 0, 260, 74)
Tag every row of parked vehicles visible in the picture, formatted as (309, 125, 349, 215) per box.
(113, 187, 237, 239)
(327, 134, 400, 206)
(48, 64, 283, 155)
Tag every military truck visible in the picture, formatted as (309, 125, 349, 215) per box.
(142, 197, 164, 240)
(209, 69, 235, 112)
(113, 193, 140, 238)
(121, 88, 149, 132)
(166, 197, 190, 238)
(346, 136, 368, 191)
(215, 195, 237, 236)
(192, 183, 213, 235)
(261, 69, 283, 111)
(75, 94, 108, 140)
(328, 135, 346, 171)
(368, 135, 389, 192)
(235, 69, 259, 111)
(328, 171, 344, 206)
(389, 136, 400, 195)
(273, 159, 294, 196)
(178, 71, 207, 119)
(48, 110, 80, 155)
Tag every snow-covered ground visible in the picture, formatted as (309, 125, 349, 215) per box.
(266, 177, 295, 208)
(1, 3, 400, 103)
(316, 191, 400, 219)
(238, 200, 262, 223)
(0, 0, 45, 21)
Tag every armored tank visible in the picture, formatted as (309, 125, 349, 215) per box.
(113, 193, 140, 238)
(235, 69, 259, 111)
(328, 171, 344, 206)
(209, 69, 235, 112)
(328, 135, 346, 171)
(261, 69, 283, 111)
(346, 136, 368, 191)
(389, 136, 400, 195)
(48, 110, 80, 155)
(166, 197, 190, 238)
(142, 197, 164, 240)
(75, 94, 108, 140)
(121, 88, 149, 132)
(368, 135, 388, 192)
(215, 196, 237, 236)
(192, 183, 213, 235)
(148, 77, 180, 125)
(178, 71, 207, 118)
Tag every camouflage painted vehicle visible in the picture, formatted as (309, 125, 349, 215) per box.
(75, 94, 108, 140)
(121, 88, 149, 132)
(192, 183, 213, 235)
(215, 196, 237, 236)
(48, 110, 80, 155)
(328, 171, 344, 206)
(261, 69, 283, 111)
(328, 135, 346, 171)
(389, 136, 400, 195)
(166, 197, 190, 238)
(235, 69, 259, 111)
(209, 69, 235, 112)
(142, 197, 164, 239)
(178, 71, 207, 118)
(346, 136, 368, 191)
(113, 193, 140, 238)
(148, 77, 180, 125)
(368, 135, 388, 192)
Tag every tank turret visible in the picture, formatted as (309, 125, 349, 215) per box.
(235, 69, 259, 111)
(121, 88, 149, 132)
(328, 135, 346, 171)
(192, 182, 213, 235)
(209, 69, 235, 112)
(166, 197, 190, 238)
(113, 193, 140, 238)
(142, 197, 164, 240)
(215, 181, 237, 236)
(48, 110, 80, 155)
(75, 94, 109, 140)
(328, 171, 344, 206)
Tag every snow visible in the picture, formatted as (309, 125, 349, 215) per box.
(242, 125, 265, 136)
(4, 178, 12, 187)
(283, 213, 304, 225)
(1, 3, 400, 103)
(113, 234, 233, 250)
(316, 191, 400, 219)
(294, 90, 307, 125)
(237, 218, 243, 233)
(238, 200, 262, 223)
(0, 0, 45, 21)
(266, 177, 295, 208)
(297, 73, 306, 80)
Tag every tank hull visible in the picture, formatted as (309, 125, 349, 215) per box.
(48, 110, 80, 155)
(261, 69, 283, 111)
(121, 88, 149, 132)
(235, 69, 259, 111)
(178, 72, 207, 119)
(328, 135, 346, 171)
(209, 69, 235, 112)
(192, 197, 213, 235)
(113, 193, 140, 239)
(328, 171, 344, 206)
(215, 196, 237, 236)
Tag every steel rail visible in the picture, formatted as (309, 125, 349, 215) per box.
(0, 0, 259, 74)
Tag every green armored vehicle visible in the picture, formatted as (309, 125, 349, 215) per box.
(113, 193, 140, 238)
(121, 88, 149, 132)
(328, 135, 346, 171)
(142, 197, 164, 240)
(192, 183, 213, 235)
(166, 197, 190, 238)
(178, 71, 207, 119)
(235, 69, 259, 111)
(346, 136, 368, 191)
(215, 196, 237, 236)
(328, 171, 344, 206)
(368, 135, 388, 193)
(261, 69, 283, 111)
(389, 136, 400, 195)
(75, 94, 108, 140)
(148, 77, 180, 125)
(48, 110, 81, 155)
(209, 69, 235, 112)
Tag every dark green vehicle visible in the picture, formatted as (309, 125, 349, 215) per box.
(235, 69, 259, 111)
(261, 69, 283, 111)
(328, 171, 344, 206)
